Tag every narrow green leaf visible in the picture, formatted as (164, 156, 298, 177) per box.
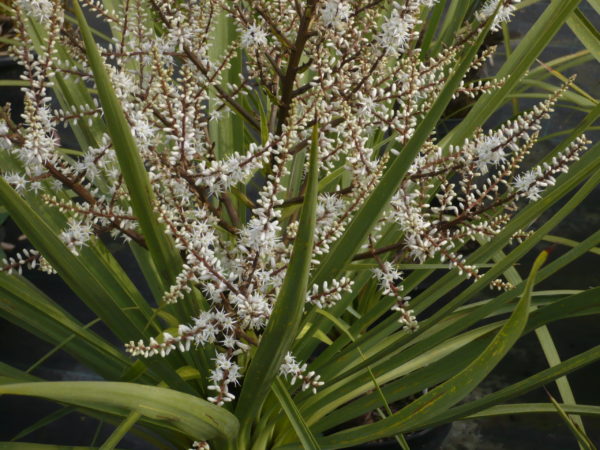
(0, 80, 30, 87)
(26, 318, 102, 374)
(235, 125, 319, 426)
(0, 272, 133, 380)
(420, 0, 446, 54)
(0, 381, 238, 442)
(589, 0, 600, 15)
(433, 0, 468, 53)
(310, 310, 409, 448)
(272, 378, 320, 450)
(72, 0, 181, 287)
(567, 8, 600, 63)
(470, 403, 600, 419)
(99, 411, 142, 450)
(483, 241, 586, 436)
(321, 228, 600, 412)
(0, 444, 119, 450)
(416, 343, 600, 431)
(543, 235, 600, 255)
(209, 10, 243, 160)
(442, 0, 583, 147)
(319, 251, 548, 447)
(546, 390, 597, 450)
(0, 178, 198, 390)
(310, 338, 490, 433)
(10, 407, 76, 442)
(297, 17, 495, 360)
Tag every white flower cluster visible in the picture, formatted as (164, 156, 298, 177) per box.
(3, 0, 585, 412)
(279, 352, 324, 394)
(307, 277, 354, 309)
(190, 442, 210, 450)
(382, 81, 585, 280)
(320, 0, 353, 30)
(513, 136, 587, 201)
(477, 0, 522, 31)
(372, 262, 418, 331)
(3, 173, 28, 194)
(16, 0, 54, 21)
(1, 248, 40, 275)
(377, 1, 421, 55)
(240, 24, 268, 49)
(59, 219, 93, 256)
(207, 353, 242, 406)
(126, 310, 243, 357)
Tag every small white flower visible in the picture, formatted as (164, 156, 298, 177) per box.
(477, 0, 521, 31)
(513, 167, 543, 201)
(279, 352, 324, 393)
(59, 219, 93, 256)
(373, 262, 405, 296)
(320, 0, 353, 30)
(240, 24, 268, 49)
(377, 3, 415, 55)
(3, 173, 28, 194)
(16, 0, 54, 21)
(475, 134, 505, 173)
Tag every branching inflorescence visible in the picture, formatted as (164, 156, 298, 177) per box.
(1, 0, 588, 407)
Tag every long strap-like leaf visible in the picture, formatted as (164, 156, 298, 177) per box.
(235, 126, 320, 429)
(0, 381, 239, 442)
(317, 251, 548, 448)
(295, 15, 495, 361)
(272, 377, 320, 450)
(441, 0, 583, 148)
(72, 0, 181, 288)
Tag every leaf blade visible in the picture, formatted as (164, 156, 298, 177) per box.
(0, 381, 239, 442)
(235, 126, 320, 426)
(72, 0, 181, 287)
(272, 377, 320, 450)
(318, 251, 548, 447)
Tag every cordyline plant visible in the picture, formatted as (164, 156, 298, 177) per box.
(0, 0, 599, 448)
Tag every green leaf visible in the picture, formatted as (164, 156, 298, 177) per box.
(416, 343, 600, 431)
(72, 0, 181, 288)
(235, 125, 320, 429)
(209, 10, 244, 160)
(567, 8, 600, 63)
(313, 220, 600, 411)
(470, 403, 600, 419)
(330, 227, 600, 409)
(10, 407, 76, 442)
(310, 337, 490, 433)
(442, 0, 583, 147)
(0, 180, 192, 392)
(0, 80, 30, 87)
(318, 251, 548, 447)
(546, 390, 597, 450)
(0, 444, 121, 450)
(272, 378, 320, 450)
(543, 235, 600, 255)
(420, 0, 446, 54)
(99, 411, 142, 450)
(296, 16, 495, 360)
(480, 229, 586, 438)
(0, 272, 133, 380)
(0, 381, 238, 442)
